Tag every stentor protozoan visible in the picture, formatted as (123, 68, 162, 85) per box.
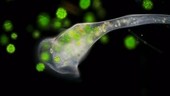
(38, 14, 170, 78)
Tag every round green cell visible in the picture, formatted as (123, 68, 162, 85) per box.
(60, 34, 71, 43)
(124, 35, 137, 50)
(11, 33, 18, 40)
(93, 0, 101, 9)
(100, 35, 109, 44)
(79, 0, 91, 10)
(53, 19, 62, 29)
(36, 63, 45, 72)
(143, 0, 153, 10)
(6, 44, 15, 54)
(84, 25, 91, 33)
(54, 56, 60, 63)
(0, 34, 9, 45)
(3, 20, 13, 32)
(32, 30, 40, 39)
(63, 19, 71, 27)
(37, 13, 50, 28)
(97, 7, 106, 19)
(84, 12, 95, 22)
(40, 51, 50, 61)
(56, 7, 67, 19)
(69, 31, 80, 40)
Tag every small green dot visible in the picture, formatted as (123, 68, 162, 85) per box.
(56, 7, 67, 19)
(6, 44, 15, 54)
(100, 35, 109, 44)
(143, 0, 153, 10)
(53, 19, 62, 29)
(37, 13, 50, 28)
(32, 30, 40, 39)
(60, 34, 71, 43)
(124, 35, 137, 50)
(0, 34, 9, 46)
(3, 20, 13, 32)
(93, 0, 101, 9)
(40, 51, 50, 62)
(69, 31, 80, 40)
(84, 25, 91, 33)
(54, 56, 60, 63)
(84, 12, 95, 22)
(97, 7, 106, 19)
(79, 0, 91, 10)
(36, 63, 45, 72)
(63, 19, 71, 27)
(11, 33, 18, 40)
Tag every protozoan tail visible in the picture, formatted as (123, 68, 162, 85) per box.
(104, 14, 170, 33)
(83, 14, 170, 44)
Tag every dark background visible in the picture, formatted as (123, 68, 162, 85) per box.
(0, 0, 170, 95)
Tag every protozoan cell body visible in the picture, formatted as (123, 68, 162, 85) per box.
(38, 14, 170, 78)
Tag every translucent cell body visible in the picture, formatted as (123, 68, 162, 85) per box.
(38, 14, 170, 78)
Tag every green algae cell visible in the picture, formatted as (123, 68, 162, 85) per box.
(92, 0, 101, 9)
(37, 13, 50, 28)
(40, 51, 50, 62)
(6, 44, 16, 54)
(63, 19, 71, 27)
(100, 35, 109, 44)
(79, 0, 91, 10)
(32, 30, 40, 39)
(54, 56, 61, 63)
(3, 20, 13, 32)
(84, 25, 91, 33)
(0, 34, 9, 45)
(59, 34, 71, 43)
(54, 21, 62, 29)
(53, 18, 62, 29)
(84, 12, 95, 22)
(68, 31, 80, 40)
(142, 0, 153, 10)
(11, 33, 18, 40)
(36, 63, 45, 72)
(56, 7, 67, 19)
(124, 35, 137, 50)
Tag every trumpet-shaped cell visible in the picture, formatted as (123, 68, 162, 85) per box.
(38, 14, 170, 78)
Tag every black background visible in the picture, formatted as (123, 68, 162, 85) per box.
(0, 0, 170, 95)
